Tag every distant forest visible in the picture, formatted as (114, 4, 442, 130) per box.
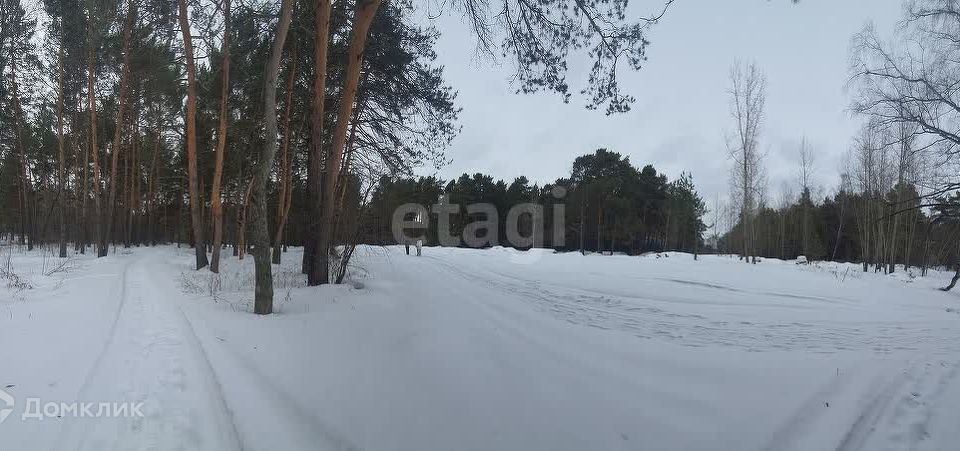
(369, 142, 960, 279)
(364, 148, 706, 255)
(718, 181, 960, 274)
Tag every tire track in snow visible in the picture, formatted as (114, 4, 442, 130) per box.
(834, 368, 916, 451)
(753, 358, 919, 451)
(69, 265, 129, 399)
(53, 260, 130, 450)
(850, 357, 960, 451)
(391, 252, 729, 446)
(54, 255, 242, 451)
(916, 360, 960, 451)
(419, 253, 957, 355)
(168, 305, 245, 451)
(165, 255, 360, 451)
(399, 249, 960, 450)
(134, 257, 243, 451)
(759, 366, 863, 451)
(197, 333, 362, 451)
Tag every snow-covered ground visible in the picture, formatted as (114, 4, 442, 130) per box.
(1, 244, 958, 450)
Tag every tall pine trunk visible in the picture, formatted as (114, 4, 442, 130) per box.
(8, 43, 33, 251)
(314, 0, 383, 285)
(177, 0, 209, 270)
(103, 0, 136, 256)
(126, 105, 140, 248)
(305, 0, 333, 280)
(86, 18, 105, 257)
(210, 0, 231, 273)
(237, 178, 254, 261)
(56, 41, 68, 257)
(78, 125, 89, 253)
(148, 120, 161, 246)
(274, 43, 298, 265)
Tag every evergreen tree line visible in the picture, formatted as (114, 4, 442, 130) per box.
(364, 148, 708, 256)
(0, 0, 674, 313)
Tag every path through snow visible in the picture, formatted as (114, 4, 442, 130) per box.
(0, 245, 958, 450)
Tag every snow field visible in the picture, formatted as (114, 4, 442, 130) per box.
(1, 243, 958, 450)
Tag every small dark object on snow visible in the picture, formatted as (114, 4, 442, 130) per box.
(4, 384, 13, 388)
(825, 402, 830, 407)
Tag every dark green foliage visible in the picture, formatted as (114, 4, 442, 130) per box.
(363, 148, 704, 255)
(665, 173, 707, 253)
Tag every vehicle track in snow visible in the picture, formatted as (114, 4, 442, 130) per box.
(416, 251, 960, 450)
(54, 255, 241, 451)
(63, 261, 130, 412)
(841, 357, 960, 451)
(176, 301, 361, 451)
(419, 253, 960, 355)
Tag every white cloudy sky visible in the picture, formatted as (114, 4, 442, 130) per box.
(414, 0, 904, 208)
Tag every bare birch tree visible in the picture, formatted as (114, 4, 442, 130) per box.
(727, 60, 766, 264)
(851, 0, 960, 285)
(249, 0, 295, 314)
(797, 137, 815, 256)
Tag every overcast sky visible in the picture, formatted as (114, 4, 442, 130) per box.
(414, 0, 904, 210)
